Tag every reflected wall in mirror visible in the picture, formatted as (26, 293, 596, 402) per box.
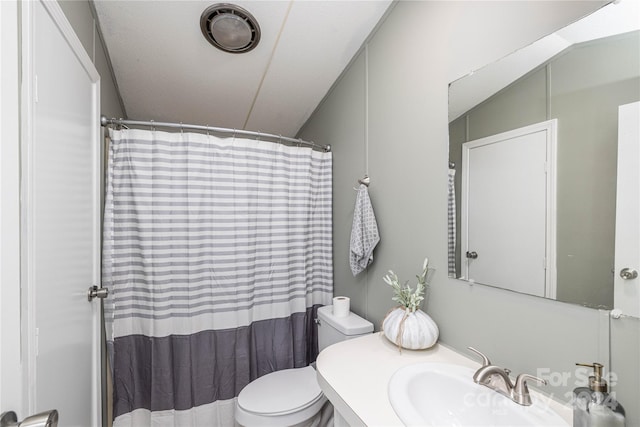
(448, 1, 640, 310)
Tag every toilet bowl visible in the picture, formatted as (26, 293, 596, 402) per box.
(235, 305, 373, 427)
(235, 366, 327, 427)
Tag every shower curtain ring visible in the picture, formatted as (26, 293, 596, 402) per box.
(115, 118, 130, 130)
(206, 125, 210, 137)
(180, 122, 184, 135)
(150, 119, 155, 131)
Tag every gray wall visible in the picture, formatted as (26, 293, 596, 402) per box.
(449, 32, 640, 309)
(299, 1, 639, 425)
(552, 33, 639, 307)
(58, 0, 124, 118)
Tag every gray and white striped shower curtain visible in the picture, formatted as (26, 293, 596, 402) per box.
(448, 168, 456, 277)
(103, 128, 333, 426)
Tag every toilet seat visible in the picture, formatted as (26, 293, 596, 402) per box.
(238, 366, 323, 415)
(236, 366, 327, 426)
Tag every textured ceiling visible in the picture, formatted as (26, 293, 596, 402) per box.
(94, 0, 393, 138)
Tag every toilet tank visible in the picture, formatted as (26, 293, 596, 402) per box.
(316, 305, 373, 352)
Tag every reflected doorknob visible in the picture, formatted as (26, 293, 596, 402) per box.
(0, 412, 17, 427)
(0, 410, 58, 427)
(620, 268, 638, 280)
(18, 411, 58, 427)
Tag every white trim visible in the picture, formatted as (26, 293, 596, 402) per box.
(1, 0, 24, 416)
(460, 119, 557, 299)
(40, 0, 100, 82)
(546, 119, 558, 300)
(20, 0, 37, 413)
(460, 147, 469, 280)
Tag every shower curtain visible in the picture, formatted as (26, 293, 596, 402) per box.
(448, 167, 456, 277)
(102, 128, 333, 426)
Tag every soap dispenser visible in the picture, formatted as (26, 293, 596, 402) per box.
(573, 363, 625, 427)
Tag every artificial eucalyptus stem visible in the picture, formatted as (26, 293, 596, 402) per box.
(383, 257, 432, 312)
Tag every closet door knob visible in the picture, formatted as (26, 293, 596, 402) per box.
(466, 251, 478, 259)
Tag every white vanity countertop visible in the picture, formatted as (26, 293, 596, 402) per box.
(315, 333, 572, 427)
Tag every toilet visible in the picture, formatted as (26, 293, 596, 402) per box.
(235, 305, 374, 427)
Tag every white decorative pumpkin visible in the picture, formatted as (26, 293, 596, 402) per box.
(382, 307, 439, 350)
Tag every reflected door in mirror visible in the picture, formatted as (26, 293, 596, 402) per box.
(462, 120, 557, 298)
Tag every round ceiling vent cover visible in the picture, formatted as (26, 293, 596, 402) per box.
(200, 3, 261, 54)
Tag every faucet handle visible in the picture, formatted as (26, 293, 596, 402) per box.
(467, 347, 491, 367)
(513, 373, 547, 406)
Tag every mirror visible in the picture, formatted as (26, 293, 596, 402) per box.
(448, 1, 640, 310)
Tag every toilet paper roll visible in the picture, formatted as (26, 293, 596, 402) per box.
(332, 296, 350, 317)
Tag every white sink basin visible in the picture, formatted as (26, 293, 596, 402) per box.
(388, 362, 569, 427)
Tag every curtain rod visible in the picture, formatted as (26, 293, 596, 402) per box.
(100, 116, 331, 152)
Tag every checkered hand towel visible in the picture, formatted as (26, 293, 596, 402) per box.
(350, 184, 380, 276)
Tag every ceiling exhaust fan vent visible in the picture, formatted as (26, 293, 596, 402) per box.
(200, 3, 261, 54)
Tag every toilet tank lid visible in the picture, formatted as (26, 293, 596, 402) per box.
(317, 305, 373, 335)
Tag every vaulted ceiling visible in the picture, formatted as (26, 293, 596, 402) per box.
(94, 1, 393, 138)
(448, 0, 639, 121)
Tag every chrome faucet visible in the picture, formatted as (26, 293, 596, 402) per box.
(468, 347, 547, 406)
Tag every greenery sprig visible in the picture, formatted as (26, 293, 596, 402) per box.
(383, 258, 432, 313)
